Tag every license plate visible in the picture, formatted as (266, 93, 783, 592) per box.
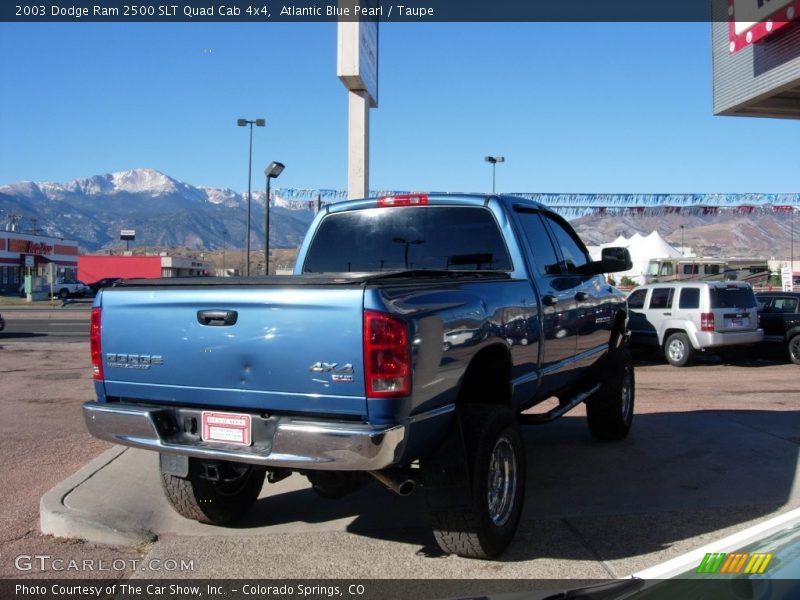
(201, 411, 252, 446)
(731, 318, 747, 327)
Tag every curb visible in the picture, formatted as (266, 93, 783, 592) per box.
(40, 446, 158, 546)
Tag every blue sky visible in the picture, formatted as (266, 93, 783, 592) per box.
(1, 22, 798, 194)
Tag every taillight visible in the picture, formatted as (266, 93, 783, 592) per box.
(701, 312, 715, 332)
(90, 307, 104, 380)
(377, 194, 428, 207)
(364, 311, 411, 397)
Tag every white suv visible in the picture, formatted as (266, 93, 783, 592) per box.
(627, 281, 763, 366)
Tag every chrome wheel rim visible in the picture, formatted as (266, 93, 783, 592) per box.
(487, 436, 517, 527)
(668, 339, 685, 362)
(790, 337, 800, 362)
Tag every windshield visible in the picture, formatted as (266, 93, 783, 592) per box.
(302, 206, 513, 273)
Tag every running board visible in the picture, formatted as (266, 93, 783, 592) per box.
(518, 383, 601, 425)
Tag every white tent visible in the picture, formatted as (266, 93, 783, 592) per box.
(588, 231, 681, 285)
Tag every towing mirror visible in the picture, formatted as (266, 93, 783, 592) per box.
(600, 247, 632, 273)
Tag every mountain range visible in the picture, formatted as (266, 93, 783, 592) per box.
(0, 168, 316, 252)
(0, 168, 796, 259)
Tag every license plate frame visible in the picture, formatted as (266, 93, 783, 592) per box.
(201, 411, 252, 446)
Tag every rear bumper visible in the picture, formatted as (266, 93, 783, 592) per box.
(694, 328, 763, 348)
(83, 401, 408, 471)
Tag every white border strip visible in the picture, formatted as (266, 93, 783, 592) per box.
(633, 507, 800, 580)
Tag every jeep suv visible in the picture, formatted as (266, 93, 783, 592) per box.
(627, 281, 763, 366)
(756, 291, 800, 365)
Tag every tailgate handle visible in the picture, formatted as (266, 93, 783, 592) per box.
(197, 310, 238, 326)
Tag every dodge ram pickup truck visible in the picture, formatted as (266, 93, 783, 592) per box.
(83, 193, 634, 558)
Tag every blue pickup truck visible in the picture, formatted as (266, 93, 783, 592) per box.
(83, 193, 634, 558)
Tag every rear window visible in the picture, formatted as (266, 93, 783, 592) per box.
(710, 286, 756, 309)
(303, 206, 513, 273)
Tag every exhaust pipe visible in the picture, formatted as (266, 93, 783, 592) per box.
(369, 469, 416, 496)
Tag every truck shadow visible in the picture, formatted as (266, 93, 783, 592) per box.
(239, 409, 798, 563)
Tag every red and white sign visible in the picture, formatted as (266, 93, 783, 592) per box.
(729, 0, 800, 53)
(201, 411, 252, 446)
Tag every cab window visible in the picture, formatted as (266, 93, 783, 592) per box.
(627, 289, 647, 309)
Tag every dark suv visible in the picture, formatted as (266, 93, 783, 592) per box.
(756, 292, 800, 364)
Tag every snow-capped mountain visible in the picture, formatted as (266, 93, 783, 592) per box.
(0, 168, 316, 252)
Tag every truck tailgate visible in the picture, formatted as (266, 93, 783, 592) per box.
(97, 285, 367, 417)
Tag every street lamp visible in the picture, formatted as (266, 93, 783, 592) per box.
(238, 117, 265, 276)
(264, 161, 285, 276)
(484, 156, 505, 193)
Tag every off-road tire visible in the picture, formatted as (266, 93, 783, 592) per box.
(422, 404, 526, 559)
(665, 332, 693, 367)
(161, 458, 265, 525)
(788, 334, 800, 365)
(587, 346, 635, 440)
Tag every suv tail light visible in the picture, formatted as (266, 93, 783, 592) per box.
(90, 307, 104, 380)
(364, 311, 410, 397)
(701, 312, 715, 332)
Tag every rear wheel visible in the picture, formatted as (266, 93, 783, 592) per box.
(665, 332, 693, 367)
(161, 458, 265, 525)
(422, 404, 526, 559)
(788, 334, 800, 365)
(58, 288, 69, 300)
(587, 346, 635, 440)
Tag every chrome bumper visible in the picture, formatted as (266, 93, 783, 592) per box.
(82, 401, 407, 471)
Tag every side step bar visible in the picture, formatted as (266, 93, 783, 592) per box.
(517, 383, 601, 425)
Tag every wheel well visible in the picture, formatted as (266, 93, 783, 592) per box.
(662, 328, 688, 347)
(456, 344, 512, 407)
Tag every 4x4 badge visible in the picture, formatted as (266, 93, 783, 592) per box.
(309, 362, 354, 374)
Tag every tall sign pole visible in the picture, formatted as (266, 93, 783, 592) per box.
(337, 3, 378, 199)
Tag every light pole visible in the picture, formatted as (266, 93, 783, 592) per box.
(264, 161, 285, 276)
(238, 117, 265, 276)
(221, 229, 227, 276)
(484, 156, 505, 193)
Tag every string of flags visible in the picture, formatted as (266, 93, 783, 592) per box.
(269, 190, 800, 217)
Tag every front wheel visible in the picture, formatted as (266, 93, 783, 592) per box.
(161, 458, 265, 525)
(422, 404, 526, 559)
(58, 288, 69, 300)
(788, 334, 800, 365)
(665, 332, 693, 367)
(587, 346, 635, 440)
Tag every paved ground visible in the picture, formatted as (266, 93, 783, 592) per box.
(1, 337, 798, 582)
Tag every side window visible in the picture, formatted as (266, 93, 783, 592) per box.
(683, 264, 698, 275)
(774, 297, 798, 313)
(627, 289, 647, 309)
(514, 210, 561, 277)
(649, 287, 674, 309)
(679, 287, 701, 309)
(542, 215, 590, 273)
(660, 263, 674, 276)
(704, 264, 720, 275)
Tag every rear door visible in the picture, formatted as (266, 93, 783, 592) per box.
(512, 207, 579, 394)
(709, 284, 758, 333)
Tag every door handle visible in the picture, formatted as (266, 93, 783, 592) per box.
(663, 312, 672, 316)
(574, 291, 589, 302)
(543, 295, 558, 306)
(197, 310, 238, 326)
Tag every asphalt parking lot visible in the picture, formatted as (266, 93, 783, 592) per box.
(0, 332, 798, 581)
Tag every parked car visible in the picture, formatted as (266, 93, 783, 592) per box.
(756, 291, 800, 365)
(18, 279, 90, 299)
(88, 277, 121, 295)
(0, 312, 5, 332)
(627, 281, 763, 366)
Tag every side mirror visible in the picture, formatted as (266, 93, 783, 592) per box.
(600, 247, 632, 273)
